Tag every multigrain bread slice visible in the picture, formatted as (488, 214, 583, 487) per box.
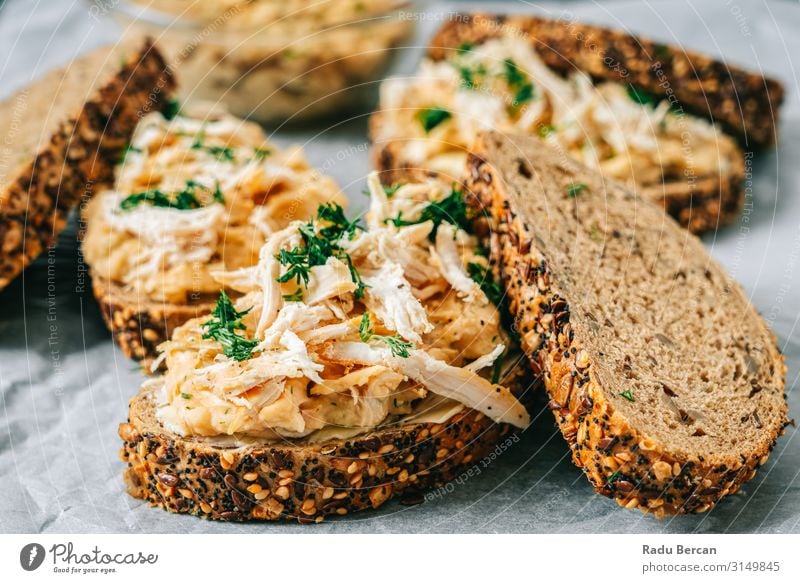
(429, 13, 783, 148)
(0, 39, 174, 291)
(119, 382, 510, 522)
(81, 109, 342, 367)
(371, 12, 783, 233)
(465, 131, 788, 516)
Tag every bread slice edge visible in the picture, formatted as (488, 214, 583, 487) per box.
(120, 382, 511, 522)
(92, 275, 215, 367)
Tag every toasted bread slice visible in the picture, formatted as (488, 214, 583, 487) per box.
(465, 131, 788, 516)
(0, 39, 174, 291)
(120, 381, 510, 522)
(371, 13, 782, 233)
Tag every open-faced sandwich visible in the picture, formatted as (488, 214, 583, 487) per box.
(0, 39, 172, 292)
(371, 13, 783, 233)
(82, 105, 343, 364)
(119, 172, 530, 522)
(466, 130, 788, 516)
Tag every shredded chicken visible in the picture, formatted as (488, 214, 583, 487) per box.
(83, 105, 343, 304)
(431, 224, 481, 299)
(325, 341, 528, 427)
(375, 36, 739, 190)
(155, 171, 529, 439)
(361, 261, 432, 343)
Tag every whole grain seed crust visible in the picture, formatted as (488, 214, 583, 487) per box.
(120, 384, 510, 522)
(464, 132, 789, 517)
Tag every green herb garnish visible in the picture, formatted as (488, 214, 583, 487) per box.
(567, 182, 588, 198)
(119, 179, 223, 211)
(162, 98, 181, 120)
(282, 289, 304, 302)
(276, 248, 312, 287)
(627, 86, 656, 106)
(180, 393, 192, 400)
(359, 313, 413, 358)
(383, 183, 401, 198)
(491, 354, 504, 384)
(344, 254, 367, 300)
(385, 185, 470, 239)
(513, 83, 534, 106)
(190, 129, 236, 161)
(503, 58, 527, 88)
(620, 389, 635, 402)
(417, 107, 452, 133)
(538, 124, 556, 138)
(652, 43, 670, 61)
(466, 261, 519, 343)
(458, 63, 487, 89)
(120, 189, 185, 210)
(607, 469, 622, 484)
(202, 291, 260, 362)
(253, 147, 271, 161)
(467, 262, 504, 307)
(276, 203, 367, 299)
(503, 58, 535, 110)
(212, 181, 225, 204)
(317, 201, 362, 241)
(204, 145, 236, 161)
(362, 182, 403, 198)
(457, 42, 474, 55)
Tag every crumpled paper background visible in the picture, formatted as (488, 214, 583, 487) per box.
(0, 0, 798, 533)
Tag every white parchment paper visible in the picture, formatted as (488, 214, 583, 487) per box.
(0, 0, 798, 533)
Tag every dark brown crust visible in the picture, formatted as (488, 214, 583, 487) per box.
(643, 162, 745, 233)
(120, 386, 510, 522)
(373, 140, 746, 234)
(464, 145, 788, 517)
(0, 40, 174, 291)
(92, 276, 214, 367)
(428, 13, 783, 149)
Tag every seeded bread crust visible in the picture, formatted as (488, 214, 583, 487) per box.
(0, 39, 174, 291)
(92, 275, 215, 367)
(372, 140, 746, 234)
(428, 13, 783, 148)
(120, 383, 509, 522)
(464, 131, 788, 517)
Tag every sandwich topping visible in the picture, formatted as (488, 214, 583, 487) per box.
(376, 37, 739, 187)
(154, 172, 530, 440)
(82, 106, 342, 304)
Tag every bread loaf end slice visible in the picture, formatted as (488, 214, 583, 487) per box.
(0, 39, 174, 291)
(465, 131, 788, 516)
